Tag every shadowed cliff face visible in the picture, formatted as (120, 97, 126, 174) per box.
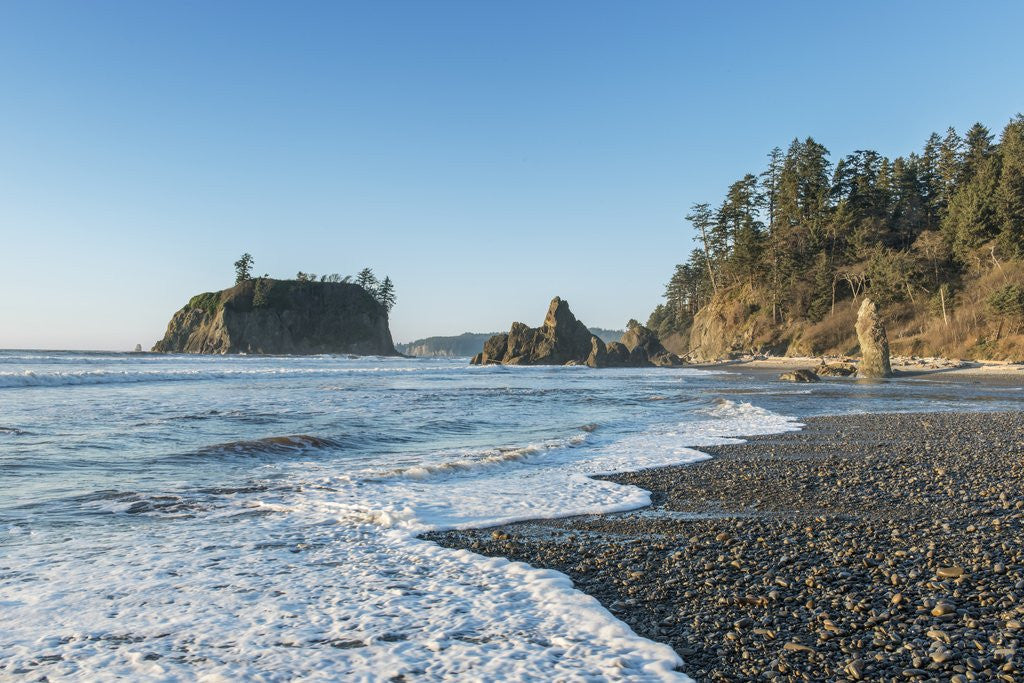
(153, 280, 397, 355)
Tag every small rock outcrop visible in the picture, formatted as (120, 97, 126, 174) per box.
(153, 279, 397, 355)
(855, 298, 892, 378)
(621, 322, 684, 367)
(779, 368, 821, 383)
(816, 361, 857, 377)
(471, 298, 682, 368)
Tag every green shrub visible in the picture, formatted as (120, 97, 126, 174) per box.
(188, 292, 221, 315)
(987, 284, 1024, 317)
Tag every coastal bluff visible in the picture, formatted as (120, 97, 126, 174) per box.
(471, 297, 682, 368)
(153, 279, 397, 355)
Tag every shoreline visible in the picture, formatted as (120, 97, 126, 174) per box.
(692, 355, 1024, 384)
(425, 410, 1024, 681)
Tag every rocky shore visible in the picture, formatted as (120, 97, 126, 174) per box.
(425, 411, 1024, 682)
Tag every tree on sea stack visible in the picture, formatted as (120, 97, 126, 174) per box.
(376, 276, 396, 313)
(855, 298, 892, 378)
(234, 253, 254, 284)
(356, 267, 379, 293)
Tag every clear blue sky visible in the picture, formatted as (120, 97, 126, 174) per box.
(2, 1, 1022, 349)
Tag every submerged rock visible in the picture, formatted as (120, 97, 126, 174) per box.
(855, 298, 892, 378)
(779, 368, 821, 382)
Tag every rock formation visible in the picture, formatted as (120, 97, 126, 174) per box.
(471, 298, 682, 368)
(471, 297, 601, 366)
(855, 298, 892, 378)
(621, 321, 684, 367)
(779, 368, 821, 382)
(153, 279, 397, 355)
(815, 361, 857, 377)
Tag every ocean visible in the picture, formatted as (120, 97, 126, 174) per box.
(1, 351, 1020, 681)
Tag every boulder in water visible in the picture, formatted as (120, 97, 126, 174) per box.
(779, 368, 821, 383)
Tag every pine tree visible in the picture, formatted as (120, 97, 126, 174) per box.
(376, 277, 396, 313)
(943, 154, 1002, 263)
(234, 253, 254, 284)
(356, 267, 379, 293)
(686, 203, 720, 293)
(996, 116, 1024, 258)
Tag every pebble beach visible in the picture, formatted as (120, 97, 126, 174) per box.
(427, 411, 1024, 682)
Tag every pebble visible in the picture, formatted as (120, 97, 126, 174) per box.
(427, 411, 1024, 681)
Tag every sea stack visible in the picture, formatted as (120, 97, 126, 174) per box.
(855, 298, 892, 378)
(153, 279, 397, 355)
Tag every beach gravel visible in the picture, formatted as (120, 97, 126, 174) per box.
(425, 411, 1024, 682)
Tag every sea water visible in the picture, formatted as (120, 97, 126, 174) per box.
(1, 352, 1020, 681)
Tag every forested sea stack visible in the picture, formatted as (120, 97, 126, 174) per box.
(153, 279, 397, 355)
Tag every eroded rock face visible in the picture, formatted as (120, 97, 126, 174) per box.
(153, 280, 397, 355)
(621, 322, 684, 367)
(855, 298, 892, 378)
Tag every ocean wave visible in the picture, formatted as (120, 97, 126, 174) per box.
(0, 366, 446, 389)
(372, 433, 590, 480)
(194, 434, 344, 458)
(0, 426, 31, 436)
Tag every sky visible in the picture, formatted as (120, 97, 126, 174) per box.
(1, 1, 1023, 349)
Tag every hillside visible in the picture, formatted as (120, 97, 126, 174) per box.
(153, 279, 397, 355)
(649, 115, 1024, 362)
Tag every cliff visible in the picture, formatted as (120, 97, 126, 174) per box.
(153, 279, 398, 355)
(396, 333, 498, 358)
(677, 262, 1024, 362)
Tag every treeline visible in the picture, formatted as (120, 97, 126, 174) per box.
(233, 254, 396, 313)
(649, 115, 1024, 344)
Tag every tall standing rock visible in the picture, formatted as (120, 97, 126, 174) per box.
(471, 297, 605, 366)
(855, 298, 892, 378)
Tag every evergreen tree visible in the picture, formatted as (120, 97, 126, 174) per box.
(376, 276, 397, 312)
(686, 203, 720, 292)
(943, 154, 1002, 263)
(996, 116, 1024, 257)
(234, 253, 254, 284)
(356, 267, 379, 293)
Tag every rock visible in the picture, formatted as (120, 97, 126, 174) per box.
(619, 322, 683, 367)
(855, 298, 892, 378)
(585, 336, 607, 368)
(782, 642, 816, 653)
(937, 566, 964, 579)
(133, 343, 143, 353)
(816, 361, 857, 377)
(931, 600, 956, 617)
(472, 298, 680, 369)
(605, 341, 631, 366)
(779, 369, 821, 383)
(153, 280, 397, 355)
(471, 298, 604, 367)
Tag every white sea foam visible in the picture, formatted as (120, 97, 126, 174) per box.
(1, 355, 817, 681)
